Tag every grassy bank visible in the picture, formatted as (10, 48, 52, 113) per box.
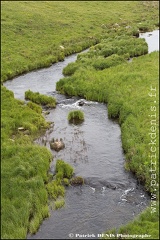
(56, 19, 159, 238)
(1, 86, 53, 238)
(56, 34, 159, 193)
(1, 1, 159, 239)
(57, 40, 159, 238)
(25, 90, 56, 108)
(103, 206, 159, 239)
(1, 1, 159, 82)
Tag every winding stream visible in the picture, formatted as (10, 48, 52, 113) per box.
(4, 30, 159, 239)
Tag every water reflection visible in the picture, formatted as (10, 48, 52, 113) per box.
(139, 30, 159, 53)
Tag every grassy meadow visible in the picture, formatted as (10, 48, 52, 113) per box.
(1, 1, 159, 239)
(1, 86, 53, 238)
(1, 1, 159, 82)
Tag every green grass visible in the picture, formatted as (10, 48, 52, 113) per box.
(1, 86, 50, 138)
(46, 159, 74, 211)
(62, 34, 148, 77)
(46, 179, 65, 200)
(67, 110, 84, 124)
(1, 1, 159, 239)
(55, 159, 74, 179)
(57, 46, 159, 194)
(56, 29, 159, 238)
(54, 199, 65, 210)
(103, 206, 159, 239)
(27, 101, 42, 114)
(63, 178, 70, 186)
(1, 1, 159, 82)
(25, 90, 56, 108)
(1, 87, 53, 238)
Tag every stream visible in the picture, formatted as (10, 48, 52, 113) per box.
(4, 30, 159, 239)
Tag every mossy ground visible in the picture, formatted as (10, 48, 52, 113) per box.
(1, 1, 159, 239)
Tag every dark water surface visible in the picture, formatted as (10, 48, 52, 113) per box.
(4, 30, 159, 239)
(30, 98, 149, 239)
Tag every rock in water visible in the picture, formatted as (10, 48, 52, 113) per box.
(70, 176, 84, 185)
(50, 138, 65, 152)
(78, 100, 85, 106)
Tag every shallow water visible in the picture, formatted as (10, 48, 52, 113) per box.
(4, 30, 159, 239)
(139, 29, 159, 53)
(29, 98, 149, 239)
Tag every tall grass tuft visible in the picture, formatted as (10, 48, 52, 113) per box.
(54, 199, 65, 209)
(46, 159, 74, 210)
(55, 159, 74, 179)
(25, 90, 56, 108)
(68, 110, 84, 124)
